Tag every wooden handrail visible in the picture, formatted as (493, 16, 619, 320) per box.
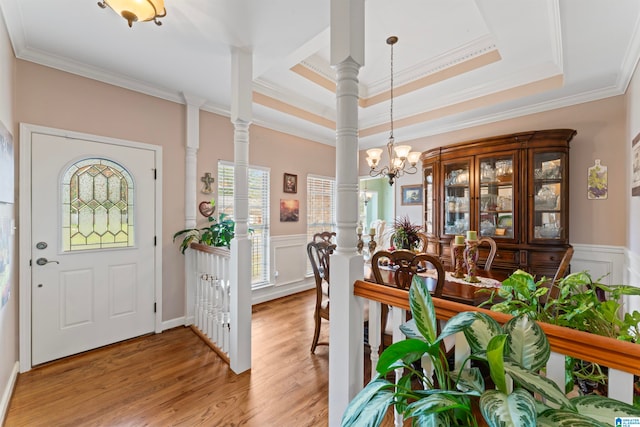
(354, 279, 640, 376)
(190, 242, 231, 258)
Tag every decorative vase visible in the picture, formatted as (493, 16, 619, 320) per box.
(464, 239, 480, 283)
(452, 243, 466, 278)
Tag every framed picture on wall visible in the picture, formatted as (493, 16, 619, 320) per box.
(633, 132, 640, 196)
(401, 184, 423, 205)
(283, 173, 297, 194)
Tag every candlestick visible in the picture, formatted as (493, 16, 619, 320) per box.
(464, 239, 481, 283)
(356, 232, 364, 254)
(452, 242, 465, 279)
(368, 234, 377, 254)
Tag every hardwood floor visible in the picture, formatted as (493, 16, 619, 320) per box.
(5, 289, 398, 427)
(5, 290, 335, 426)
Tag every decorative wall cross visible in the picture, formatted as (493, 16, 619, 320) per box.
(200, 172, 214, 194)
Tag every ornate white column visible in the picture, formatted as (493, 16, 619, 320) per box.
(182, 93, 205, 229)
(229, 47, 252, 374)
(328, 0, 365, 425)
(182, 93, 205, 326)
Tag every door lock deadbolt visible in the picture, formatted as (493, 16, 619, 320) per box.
(36, 242, 48, 250)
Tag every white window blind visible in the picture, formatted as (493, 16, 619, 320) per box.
(218, 162, 270, 287)
(307, 175, 336, 242)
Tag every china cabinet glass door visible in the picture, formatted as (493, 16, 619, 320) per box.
(424, 165, 434, 235)
(477, 152, 517, 240)
(443, 159, 472, 236)
(530, 150, 566, 242)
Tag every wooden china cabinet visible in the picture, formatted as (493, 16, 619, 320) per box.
(421, 129, 576, 280)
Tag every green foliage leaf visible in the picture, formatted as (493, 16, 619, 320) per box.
(463, 312, 502, 354)
(405, 393, 471, 420)
(570, 395, 640, 423)
(503, 315, 549, 371)
(480, 389, 537, 427)
(503, 361, 572, 409)
(486, 335, 508, 394)
(409, 275, 437, 343)
(376, 339, 431, 375)
(341, 377, 394, 427)
(451, 367, 485, 394)
(536, 409, 610, 427)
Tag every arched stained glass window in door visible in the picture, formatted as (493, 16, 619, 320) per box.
(61, 158, 134, 251)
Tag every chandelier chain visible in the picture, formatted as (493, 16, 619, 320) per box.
(389, 39, 394, 139)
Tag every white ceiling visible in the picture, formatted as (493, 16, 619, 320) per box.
(1, 0, 640, 149)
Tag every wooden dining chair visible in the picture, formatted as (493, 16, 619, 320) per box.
(307, 240, 335, 353)
(371, 249, 445, 296)
(449, 236, 497, 271)
(371, 249, 446, 349)
(544, 245, 574, 303)
(312, 231, 336, 244)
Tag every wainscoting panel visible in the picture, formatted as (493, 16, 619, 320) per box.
(625, 248, 640, 313)
(271, 234, 308, 287)
(571, 243, 625, 285)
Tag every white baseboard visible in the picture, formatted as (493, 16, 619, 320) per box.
(161, 317, 187, 331)
(0, 362, 19, 424)
(252, 279, 315, 305)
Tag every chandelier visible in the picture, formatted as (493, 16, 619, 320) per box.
(366, 36, 421, 186)
(98, 0, 166, 27)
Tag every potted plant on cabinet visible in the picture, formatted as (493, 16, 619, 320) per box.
(342, 275, 640, 426)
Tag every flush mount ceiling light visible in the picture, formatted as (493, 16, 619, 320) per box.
(366, 36, 421, 186)
(97, 0, 166, 28)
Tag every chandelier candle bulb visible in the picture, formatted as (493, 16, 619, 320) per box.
(467, 230, 477, 241)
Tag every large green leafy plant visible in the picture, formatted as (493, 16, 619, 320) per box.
(173, 213, 236, 253)
(483, 270, 640, 395)
(342, 275, 640, 426)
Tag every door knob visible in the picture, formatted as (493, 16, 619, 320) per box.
(36, 258, 59, 266)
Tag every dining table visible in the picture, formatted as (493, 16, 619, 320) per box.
(363, 263, 505, 307)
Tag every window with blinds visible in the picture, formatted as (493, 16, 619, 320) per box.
(218, 162, 270, 287)
(307, 174, 336, 242)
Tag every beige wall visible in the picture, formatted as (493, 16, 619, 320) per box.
(15, 60, 187, 320)
(198, 110, 336, 236)
(363, 96, 628, 246)
(14, 60, 337, 323)
(0, 12, 16, 420)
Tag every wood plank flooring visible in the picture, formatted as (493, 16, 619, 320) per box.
(4, 289, 394, 426)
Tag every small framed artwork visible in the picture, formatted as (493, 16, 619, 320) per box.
(401, 184, 423, 205)
(633, 133, 640, 196)
(283, 173, 297, 194)
(587, 159, 608, 200)
(280, 199, 299, 222)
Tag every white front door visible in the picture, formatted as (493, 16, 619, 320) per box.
(30, 132, 157, 365)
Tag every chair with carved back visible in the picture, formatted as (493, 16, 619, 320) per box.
(449, 236, 498, 271)
(307, 240, 336, 353)
(371, 250, 446, 348)
(313, 231, 336, 244)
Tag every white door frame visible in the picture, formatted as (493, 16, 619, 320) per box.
(18, 123, 163, 372)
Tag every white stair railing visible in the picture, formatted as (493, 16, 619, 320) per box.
(186, 243, 231, 363)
